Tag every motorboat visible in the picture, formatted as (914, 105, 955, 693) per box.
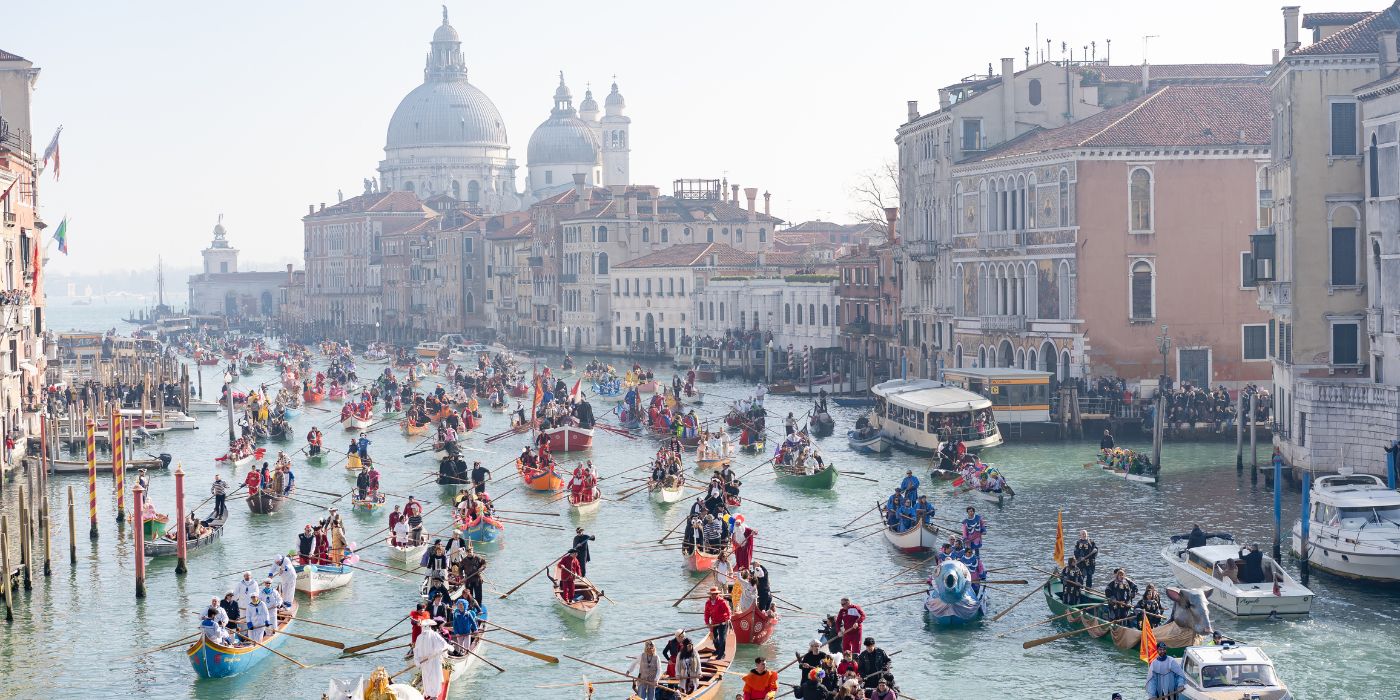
(1161, 543, 1313, 617)
(1176, 644, 1291, 700)
(1291, 472, 1400, 582)
(870, 378, 1002, 454)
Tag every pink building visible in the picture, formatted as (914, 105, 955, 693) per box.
(947, 82, 1274, 389)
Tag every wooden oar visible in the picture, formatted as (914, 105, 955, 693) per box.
(233, 630, 309, 668)
(865, 588, 927, 606)
(594, 624, 713, 653)
(657, 514, 690, 544)
(842, 506, 878, 529)
(493, 509, 559, 517)
(995, 603, 1098, 638)
(483, 620, 538, 643)
(480, 636, 559, 663)
(560, 654, 642, 681)
(833, 521, 885, 538)
(499, 556, 562, 599)
(281, 629, 346, 650)
(341, 643, 411, 658)
(110, 633, 199, 661)
(842, 526, 887, 547)
(344, 631, 411, 654)
(1022, 617, 1117, 649)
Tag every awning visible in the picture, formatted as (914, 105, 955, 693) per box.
(19, 361, 38, 376)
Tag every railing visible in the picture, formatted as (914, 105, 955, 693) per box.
(0, 119, 31, 155)
(872, 324, 898, 339)
(977, 230, 1024, 251)
(980, 315, 1025, 332)
(905, 239, 940, 261)
(1257, 281, 1292, 308)
(528, 256, 544, 267)
(843, 320, 870, 335)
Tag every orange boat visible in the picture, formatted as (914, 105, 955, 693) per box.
(732, 602, 779, 645)
(402, 420, 428, 435)
(515, 458, 563, 492)
(683, 547, 718, 573)
(303, 388, 325, 404)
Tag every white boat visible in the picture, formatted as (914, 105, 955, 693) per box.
(294, 562, 354, 596)
(870, 379, 1002, 454)
(847, 428, 890, 455)
(1176, 645, 1290, 700)
(1161, 544, 1313, 617)
(187, 399, 224, 414)
(361, 354, 391, 365)
(881, 522, 942, 553)
(652, 480, 685, 504)
(569, 490, 602, 516)
(415, 342, 445, 359)
(441, 631, 484, 681)
(551, 563, 600, 620)
(388, 542, 428, 567)
(1292, 472, 1400, 582)
(342, 414, 373, 430)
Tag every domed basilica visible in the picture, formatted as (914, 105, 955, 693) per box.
(378, 8, 631, 213)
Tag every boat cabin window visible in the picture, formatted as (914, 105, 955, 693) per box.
(983, 382, 1049, 407)
(1187, 551, 1213, 570)
(1182, 658, 1198, 684)
(1314, 503, 1337, 524)
(888, 403, 925, 430)
(1337, 505, 1400, 526)
(1199, 663, 1278, 688)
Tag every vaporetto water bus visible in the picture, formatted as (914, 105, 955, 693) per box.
(871, 379, 1002, 454)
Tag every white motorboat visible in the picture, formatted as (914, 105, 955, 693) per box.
(187, 399, 224, 414)
(388, 542, 428, 567)
(1177, 644, 1290, 700)
(294, 562, 354, 596)
(1161, 543, 1313, 617)
(1292, 472, 1400, 582)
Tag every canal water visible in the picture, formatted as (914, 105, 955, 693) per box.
(1, 299, 1394, 699)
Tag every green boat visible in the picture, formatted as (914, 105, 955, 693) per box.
(306, 452, 325, 466)
(774, 463, 838, 489)
(1041, 577, 1205, 656)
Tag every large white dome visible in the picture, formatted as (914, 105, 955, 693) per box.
(526, 75, 600, 166)
(387, 80, 509, 150)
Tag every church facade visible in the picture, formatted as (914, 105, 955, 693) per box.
(186, 216, 290, 324)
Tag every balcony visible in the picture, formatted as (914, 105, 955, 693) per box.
(905, 239, 941, 261)
(980, 315, 1026, 332)
(0, 119, 30, 156)
(872, 324, 898, 339)
(843, 320, 870, 335)
(1256, 281, 1292, 311)
(977, 230, 1025, 251)
(495, 265, 519, 276)
(2, 212, 14, 227)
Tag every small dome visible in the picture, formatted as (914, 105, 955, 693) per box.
(553, 73, 572, 103)
(387, 80, 509, 149)
(433, 23, 459, 42)
(213, 221, 227, 238)
(528, 116, 601, 166)
(605, 81, 625, 108)
(579, 88, 598, 114)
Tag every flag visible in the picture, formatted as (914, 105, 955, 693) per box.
(41, 126, 62, 179)
(30, 237, 40, 296)
(1053, 510, 1065, 567)
(0, 177, 16, 204)
(530, 372, 542, 422)
(52, 216, 68, 255)
(569, 378, 582, 403)
(1138, 612, 1159, 663)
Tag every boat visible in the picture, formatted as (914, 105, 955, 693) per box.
(1041, 577, 1212, 656)
(635, 380, 658, 394)
(774, 463, 838, 490)
(361, 354, 391, 365)
(923, 559, 989, 625)
(668, 626, 734, 699)
(1161, 543, 1313, 617)
(683, 547, 717, 573)
(351, 494, 386, 510)
(880, 521, 942, 554)
(328, 385, 348, 401)
(146, 512, 227, 557)
(847, 428, 890, 455)
(832, 396, 876, 408)
(568, 489, 602, 516)
(246, 489, 288, 515)
(50, 453, 171, 474)
(415, 342, 445, 359)
(694, 364, 719, 383)
(589, 384, 625, 403)
(306, 452, 325, 466)
(436, 630, 486, 690)
(402, 419, 430, 435)
(1174, 644, 1291, 700)
(294, 562, 354, 596)
(303, 388, 325, 404)
(870, 378, 1002, 453)
(458, 513, 504, 544)
(732, 600, 779, 645)
(967, 486, 1012, 506)
(550, 563, 601, 620)
(388, 541, 428, 567)
(1095, 448, 1159, 484)
(507, 383, 528, 398)
(187, 602, 298, 678)
(810, 409, 835, 437)
(516, 458, 563, 491)
(187, 399, 224, 414)
(739, 436, 764, 454)
(1292, 472, 1400, 582)
(216, 448, 266, 470)
(694, 438, 733, 470)
(652, 478, 686, 505)
(342, 414, 373, 430)
(541, 425, 593, 452)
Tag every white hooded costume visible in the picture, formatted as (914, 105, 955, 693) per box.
(413, 620, 450, 699)
(269, 555, 297, 606)
(233, 573, 258, 611)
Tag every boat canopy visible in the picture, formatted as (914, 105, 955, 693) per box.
(872, 379, 991, 413)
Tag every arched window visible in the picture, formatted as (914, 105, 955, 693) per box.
(660, 228, 669, 243)
(1057, 260, 1072, 319)
(679, 279, 685, 296)
(797, 304, 804, 325)
(1028, 78, 1042, 105)
(821, 304, 829, 325)
(785, 304, 792, 323)
(465, 292, 475, 313)
(1058, 169, 1070, 227)
(404, 181, 415, 193)
(809, 304, 816, 327)
(451, 180, 461, 200)
(598, 226, 608, 242)
(759, 228, 767, 242)
(598, 252, 609, 274)
(709, 302, 715, 320)
(668, 277, 674, 295)
(465, 264, 473, 279)
(719, 303, 725, 321)
(642, 227, 650, 242)
(1130, 260, 1154, 320)
(706, 228, 715, 242)
(955, 343, 964, 368)
(1129, 168, 1152, 232)
(684, 227, 692, 238)
(467, 180, 481, 203)
(646, 278, 652, 295)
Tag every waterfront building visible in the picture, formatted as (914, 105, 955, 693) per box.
(483, 214, 534, 345)
(186, 217, 293, 326)
(691, 274, 838, 352)
(0, 48, 48, 447)
(1253, 5, 1400, 474)
(379, 197, 491, 343)
(947, 80, 1272, 388)
(836, 240, 903, 384)
(895, 55, 1269, 381)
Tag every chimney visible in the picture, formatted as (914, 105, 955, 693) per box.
(1000, 57, 1016, 140)
(1283, 6, 1301, 54)
(573, 173, 588, 214)
(319, 203, 325, 212)
(763, 191, 771, 216)
(308, 204, 315, 216)
(1272, 48, 1280, 64)
(731, 184, 740, 204)
(884, 207, 899, 245)
(745, 188, 757, 220)
(907, 100, 920, 122)
(1382, 30, 1400, 75)
(938, 88, 951, 110)
(286, 263, 294, 286)
(1141, 62, 1149, 92)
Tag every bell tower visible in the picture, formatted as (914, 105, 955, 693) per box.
(601, 79, 631, 186)
(202, 214, 239, 275)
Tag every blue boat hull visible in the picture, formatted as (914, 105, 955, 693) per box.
(465, 519, 503, 543)
(187, 620, 293, 678)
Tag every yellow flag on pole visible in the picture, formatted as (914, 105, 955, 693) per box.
(1053, 510, 1065, 567)
(1139, 612, 1160, 663)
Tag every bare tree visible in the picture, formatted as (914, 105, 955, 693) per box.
(850, 161, 899, 235)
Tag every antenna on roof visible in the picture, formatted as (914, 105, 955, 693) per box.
(1106, 38, 1112, 64)
(1143, 35, 1159, 64)
(1035, 23, 1040, 62)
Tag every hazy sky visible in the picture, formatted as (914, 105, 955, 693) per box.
(6, 0, 1367, 274)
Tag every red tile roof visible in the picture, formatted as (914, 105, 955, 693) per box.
(1303, 11, 1374, 28)
(969, 84, 1270, 162)
(613, 243, 757, 269)
(308, 191, 429, 218)
(1292, 6, 1400, 56)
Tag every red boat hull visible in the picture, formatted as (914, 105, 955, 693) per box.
(733, 603, 779, 645)
(545, 426, 594, 452)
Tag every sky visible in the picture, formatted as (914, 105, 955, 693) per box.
(4, 0, 1373, 274)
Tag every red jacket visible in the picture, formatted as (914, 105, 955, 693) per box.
(704, 596, 732, 625)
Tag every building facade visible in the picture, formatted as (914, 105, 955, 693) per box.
(692, 276, 839, 350)
(186, 216, 291, 323)
(380, 199, 491, 342)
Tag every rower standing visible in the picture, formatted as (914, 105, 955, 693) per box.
(1074, 530, 1100, 588)
(470, 460, 491, 494)
(1100, 429, 1115, 450)
(1103, 568, 1138, 622)
(572, 527, 596, 578)
(210, 475, 228, 519)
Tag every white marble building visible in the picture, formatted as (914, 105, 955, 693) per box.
(692, 277, 839, 350)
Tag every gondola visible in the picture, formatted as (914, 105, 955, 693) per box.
(550, 563, 601, 620)
(187, 603, 297, 678)
(652, 478, 686, 505)
(666, 626, 734, 699)
(145, 511, 227, 557)
(774, 463, 838, 490)
(683, 546, 718, 573)
(246, 488, 288, 514)
(568, 489, 602, 516)
(402, 419, 429, 435)
(880, 519, 942, 554)
(389, 541, 428, 567)
(216, 448, 265, 470)
(733, 601, 779, 645)
(1041, 577, 1207, 656)
(810, 410, 835, 437)
(457, 513, 504, 544)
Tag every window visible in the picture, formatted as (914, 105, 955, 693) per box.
(1243, 324, 1268, 360)
(961, 118, 983, 151)
(809, 304, 816, 327)
(661, 228, 669, 243)
(464, 238, 473, 253)
(1130, 260, 1154, 320)
(467, 181, 480, 203)
(1129, 168, 1153, 232)
(1371, 134, 1381, 198)
(642, 227, 650, 242)
(1258, 167, 1273, 227)
(598, 226, 608, 242)
(1058, 171, 1070, 227)
(785, 304, 791, 323)
(1028, 78, 1042, 106)
(1241, 252, 1257, 289)
(706, 228, 714, 242)
(679, 279, 685, 296)
(822, 304, 829, 325)
(1268, 318, 1276, 358)
(1331, 101, 1358, 156)
(759, 228, 767, 242)
(1332, 321, 1360, 365)
(736, 228, 743, 243)
(545, 171, 553, 185)
(796, 305, 803, 325)
(1331, 226, 1358, 286)
(598, 252, 609, 274)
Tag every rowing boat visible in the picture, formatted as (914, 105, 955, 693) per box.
(51, 453, 171, 474)
(880, 521, 942, 554)
(1041, 577, 1208, 656)
(847, 429, 890, 455)
(187, 603, 297, 678)
(458, 514, 504, 544)
(652, 479, 685, 505)
(145, 512, 227, 557)
(683, 547, 718, 573)
(342, 414, 373, 430)
(306, 452, 325, 466)
(294, 562, 353, 596)
(246, 489, 288, 515)
(732, 601, 779, 645)
(551, 563, 601, 620)
(389, 541, 428, 567)
(516, 458, 563, 492)
(352, 494, 386, 510)
(568, 489, 602, 516)
(774, 463, 838, 489)
(216, 448, 266, 469)
(668, 626, 734, 699)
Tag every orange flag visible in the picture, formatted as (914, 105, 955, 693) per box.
(1053, 510, 1065, 567)
(1139, 612, 1159, 663)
